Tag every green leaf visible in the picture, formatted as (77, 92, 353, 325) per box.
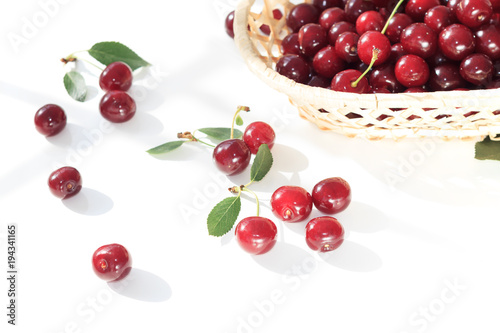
(146, 140, 186, 155)
(475, 136, 500, 161)
(88, 41, 150, 71)
(63, 72, 87, 102)
(235, 115, 244, 126)
(207, 196, 241, 237)
(197, 127, 243, 141)
(250, 144, 273, 182)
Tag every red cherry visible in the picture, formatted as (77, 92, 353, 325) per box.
(424, 5, 455, 32)
(438, 24, 475, 61)
(400, 23, 438, 59)
(385, 13, 414, 44)
(405, 0, 441, 21)
(243, 121, 276, 154)
(235, 217, 277, 255)
(459, 53, 494, 85)
(212, 139, 251, 176)
(355, 10, 385, 35)
(456, 0, 493, 29)
(313, 45, 347, 78)
(99, 91, 136, 123)
(319, 7, 347, 30)
(335, 31, 360, 63)
(270, 186, 313, 222)
(311, 177, 352, 214)
(276, 54, 311, 84)
(298, 23, 328, 57)
(395, 54, 430, 87)
(305, 216, 345, 252)
(475, 23, 500, 61)
(225, 10, 235, 38)
(286, 3, 320, 33)
(331, 69, 370, 93)
(99, 61, 133, 92)
(328, 21, 356, 45)
(34, 104, 67, 137)
(357, 31, 391, 66)
(92, 244, 132, 282)
(48, 166, 82, 199)
(429, 63, 467, 90)
(281, 33, 301, 55)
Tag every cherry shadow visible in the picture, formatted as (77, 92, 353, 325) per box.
(63, 188, 114, 216)
(107, 268, 172, 302)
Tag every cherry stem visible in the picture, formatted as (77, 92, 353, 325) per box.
(179, 130, 216, 148)
(351, 48, 379, 88)
(380, 0, 406, 35)
(242, 187, 260, 217)
(231, 105, 250, 139)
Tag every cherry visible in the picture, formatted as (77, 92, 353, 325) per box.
(355, 10, 385, 35)
(307, 74, 332, 87)
(305, 216, 345, 252)
(385, 13, 414, 44)
(99, 61, 133, 92)
(424, 5, 455, 32)
(475, 23, 500, 61)
(298, 23, 328, 57)
(286, 4, 320, 33)
(311, 177, 352, 214)
(276, 54, 311, 84)
(331, 69, 370, 92)
(438, 24, 475, 61)
(389, 42, 408, 63)
(243, 121, 276, 154)
(455, 0, 493, 29)
(281, 33, 301, 55)
(34, 104, 67, 136)
(313, 45, 347, 78)
(92, 244, 132, 282)
(335, 31, 360, 63)
(328, 21, 356, 45)
(235, 217, 277, 255)
(225, 10, 235, 38)
(357, 31, 391, 66)
(395, 54, 430, 87)
(369, 63, 405, 92)
(270, 186, 313, 222)
(319, 7, 347, 30)
(459, 53, 494, 85)
(48, 166, 82, 199)
(99, 90, 136, 123)
(212, 139, 251, 175)
(313, 0, 343, 11)
(405, 0, 441, 21)
(400, 23, 438, 59)
(344, 0, 376, 23)
(428, 62, 467, 90)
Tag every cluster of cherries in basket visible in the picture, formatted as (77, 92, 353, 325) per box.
(227, 0, 500, 93)
(35, 61, 137, 200)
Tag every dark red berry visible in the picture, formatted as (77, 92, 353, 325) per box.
(34, 104, 67, 136)
(456, 0, 493, 29)
(357, 31, 391, 66)
(212, 139, 251, 176)
(459, 53, 494, 85)
(298, 23, 328, 57)
(270, 186, 313, 222)
(99, 91, 136, 123)
(331, 69, 370, 92)
(313, 45, 347, 78)
(475, 23, 500, 61)
(311, 177, 352, 214)
(405, 0, 441, 21)
(99, 62, 133, 92)
(424, 5, 455, 32)
(235, 217, 277, 255)
(355, 10, 385, 35)
(281, 33, 301, 55)
(313, 0, 343, 11)
(287, 4, 320, 33)
(370, 63, 405, 93)
(400, 23, 438, 59)
(305, 216, 345, 252)
(438, 24, 475, 61)
(319, 7, 347, 30)
(385, 13, 414, 44)
(395, 54, 430, 87)
(335, 31, 360, 63)
(92, 244, 132, 282)
(344, 0, 376, 23)
(48, 166, 82, 199)
(276, 54, 311, 84)
(243, 121, 276, 154)
(429, 63, 467, 90)
(225, 10, 235, 38)
(328, 21, 356, 45)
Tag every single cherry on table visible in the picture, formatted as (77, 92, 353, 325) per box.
(306, 216, 345, 252)
(270, 186, 313, 222)
(48, 166, 82, 199)
(312, 177, 352, 214)
(235, 217, 278, 255)
(99, 61, 133, 92)
(213, 139, 251, 176)
(34, 104, 67, 137)
(92, 243, 132, 282)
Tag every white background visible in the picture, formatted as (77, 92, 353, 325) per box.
(1, 0, 500, 332)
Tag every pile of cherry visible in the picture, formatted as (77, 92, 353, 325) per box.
(229, 0, 500, 93)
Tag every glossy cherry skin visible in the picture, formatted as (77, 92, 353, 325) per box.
(424, 5, 455, 32)
(305, 216, 345, 252)
(438, 24, 475, 61)
(405, 0, 440, 21)
(459, 53, 494, 85)
(313, 0, 343, 10)
(429, 63, 467, 90)
(99, 61, 133, 92)
(400, 23, 437, 59)
(357, 31, 391, 66)
(270, 186, 313, 222)
(34, 104, 67, 136)
(456, 0, 493, 28)
(475, 24, 500, 61)
(355, 10, 384, 35)
(344, 0, 376, 23)
(99, 91, 136, 123)
(319, 7, 347, 30)
(331, 69, 370, 93)
(235, 217, 277, 255)
(307, 75, 332, 88)
(298, 23, 328, 57)
(385, 13, 414, 44)
(276, 54, 311, 84)
(48, 166, 82, 199)
(369, 63, 405, 93)
(328, 21, 356, 45)
(313, 45, 346, 78)
(281, 33, 301, 55)
(213, 139, 251, 176)
(311, 177, 352, 214)
(286, 3, 320, 33)
(92, 244, 132, 282)
(395, 54, 430, 87)
(243, 121, 276, 154)
(225, 10, 235, 38)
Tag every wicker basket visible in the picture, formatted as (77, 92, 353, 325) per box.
(233, 0, 500, 140)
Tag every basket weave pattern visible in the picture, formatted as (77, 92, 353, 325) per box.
(233, 0, 500, 140)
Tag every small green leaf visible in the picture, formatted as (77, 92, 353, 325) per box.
(475, 136, 500, 161)
(88, 41, 150, 71)
(147, 140, 186, 155)
(197, 127, 243, 141)
(236, 115, 244, 126)
(251, 144, 273, 182)
(207, 196, 241, 237)
(63, 72, 87, 102)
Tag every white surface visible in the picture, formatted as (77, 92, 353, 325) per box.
(1, 1, 500, 332)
